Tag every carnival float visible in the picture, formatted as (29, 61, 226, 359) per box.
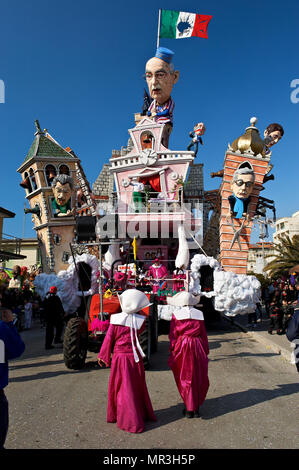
(17, 36, 284, 369)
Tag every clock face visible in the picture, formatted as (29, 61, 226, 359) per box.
(140, 149, 157, 166)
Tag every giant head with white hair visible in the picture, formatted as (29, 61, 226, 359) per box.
(145, 47, 179, 107)
(228, 166, 255, 219)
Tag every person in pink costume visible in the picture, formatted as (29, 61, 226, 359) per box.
(147, 258, 168, 295)
(172, 268, 186, 293)
(167, 291, 209, 418)
(98, 289, 156, 433)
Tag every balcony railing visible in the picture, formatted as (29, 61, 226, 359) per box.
(0, 233, 22, 255)
(110, 150, 194, 169)
(110, 189, 184, 214)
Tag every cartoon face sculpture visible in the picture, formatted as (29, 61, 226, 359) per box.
(53, 181, 72, 207)
(145, 48, 179, 106)
(231, 169, 255, 200)
(228, 168, 256, 219)
(194, 122, 206, 136)
(264, 123, 284, 149)
(51, 174, 74, 217)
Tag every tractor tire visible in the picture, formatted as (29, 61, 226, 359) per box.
(63, 317, 88, 370)
(140, 316, 151, 370)
(149, 295, 158, 353)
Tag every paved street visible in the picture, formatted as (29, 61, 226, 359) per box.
(4, 317, 299, 450)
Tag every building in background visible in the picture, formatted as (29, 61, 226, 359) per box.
(247, 242, 276, 275)
(2, 238, 40, 270)
(273, 211, 299, 243)
(0, 207, 26, 265)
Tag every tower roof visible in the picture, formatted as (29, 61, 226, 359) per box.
(230, 117, 266, 158)
(22, 120, 76, 165)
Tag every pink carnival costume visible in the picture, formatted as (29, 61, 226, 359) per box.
(98, 289, 156, 433)
(172, 268, 186, 293)
(148, 259, 168, 295)
(167, 292, 209, 418)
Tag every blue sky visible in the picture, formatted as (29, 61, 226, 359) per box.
(0, 0, 298, 242)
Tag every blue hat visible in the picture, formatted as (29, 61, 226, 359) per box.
(155, 47, 174, 64)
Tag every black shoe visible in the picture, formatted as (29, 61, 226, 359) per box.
(54, 339, 62, 344)
(268, 331, 273, 335)
(193, 409, 201, 418)
(183, 409, 194, 419)
(45, 345, 55, 349)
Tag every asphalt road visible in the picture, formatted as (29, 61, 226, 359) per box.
(4, 318, 299, 450)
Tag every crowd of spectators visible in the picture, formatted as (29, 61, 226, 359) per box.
(0, 283, 42, 332)
(263, 281, 299, 335)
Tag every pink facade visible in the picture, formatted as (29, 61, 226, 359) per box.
(109, 117, 201, 237)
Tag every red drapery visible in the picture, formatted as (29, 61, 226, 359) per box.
(141, 174, 161, 192)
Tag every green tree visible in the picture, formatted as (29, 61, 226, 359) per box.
(263, 234, 299, 279)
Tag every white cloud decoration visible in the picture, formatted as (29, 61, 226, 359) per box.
(34, 253, 99, 314)
(189, 254, 261, 316)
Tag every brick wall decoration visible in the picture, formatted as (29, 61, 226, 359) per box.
(219, 118, 272, 274)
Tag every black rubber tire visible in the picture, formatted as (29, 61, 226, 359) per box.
(63, 317, 88, 369)
(140, 316, 151, 370)
(149, 295, 158, 353)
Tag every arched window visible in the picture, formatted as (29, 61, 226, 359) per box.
(140, 131, 154, 150)
(28, 167, 37, 191)
(20, 171, 32, 193)
(238, 161, 253, 171)
(59, 164, 70, 175)
(45, 164, 57, 186)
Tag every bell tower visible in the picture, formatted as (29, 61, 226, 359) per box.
(219, 117, 271, 274)
(17, 120, 80, 273)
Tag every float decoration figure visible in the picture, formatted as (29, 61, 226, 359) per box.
(145, 46, 179, 148)
(147, 258, 168, 296)
(263, 123, 284, 156)
(51, 174, 74, 218)
(187, 122, 206, 156)
(227, 167, 255, 250)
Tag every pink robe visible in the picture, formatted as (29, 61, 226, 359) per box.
(98, 322, 156, 433)
(172, 272, 186, 293)
(148, 264, 168, 294)
(168, 315, 209, 411)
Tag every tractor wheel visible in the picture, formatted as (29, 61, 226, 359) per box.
(140, 316, 151, 370)
(149, 295, 158, 353)
(63, 317, 88, 370)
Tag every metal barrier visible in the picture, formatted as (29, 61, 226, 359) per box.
(109, 189, 183, 214)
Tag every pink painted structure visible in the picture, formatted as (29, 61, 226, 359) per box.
(109, 117, 201, 240)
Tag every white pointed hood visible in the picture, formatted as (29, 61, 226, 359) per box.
(167, 291, 201, 307)
(167, 291, 204, 321)
(110, 289, 152, 362)
(175, 224, 190, 269)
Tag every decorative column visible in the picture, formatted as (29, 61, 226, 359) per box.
(219, 118, 271, 274)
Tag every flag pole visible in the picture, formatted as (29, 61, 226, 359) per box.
(157, 9, 161, 49)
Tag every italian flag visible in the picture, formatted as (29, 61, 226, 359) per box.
(159, 9, 212, 39)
